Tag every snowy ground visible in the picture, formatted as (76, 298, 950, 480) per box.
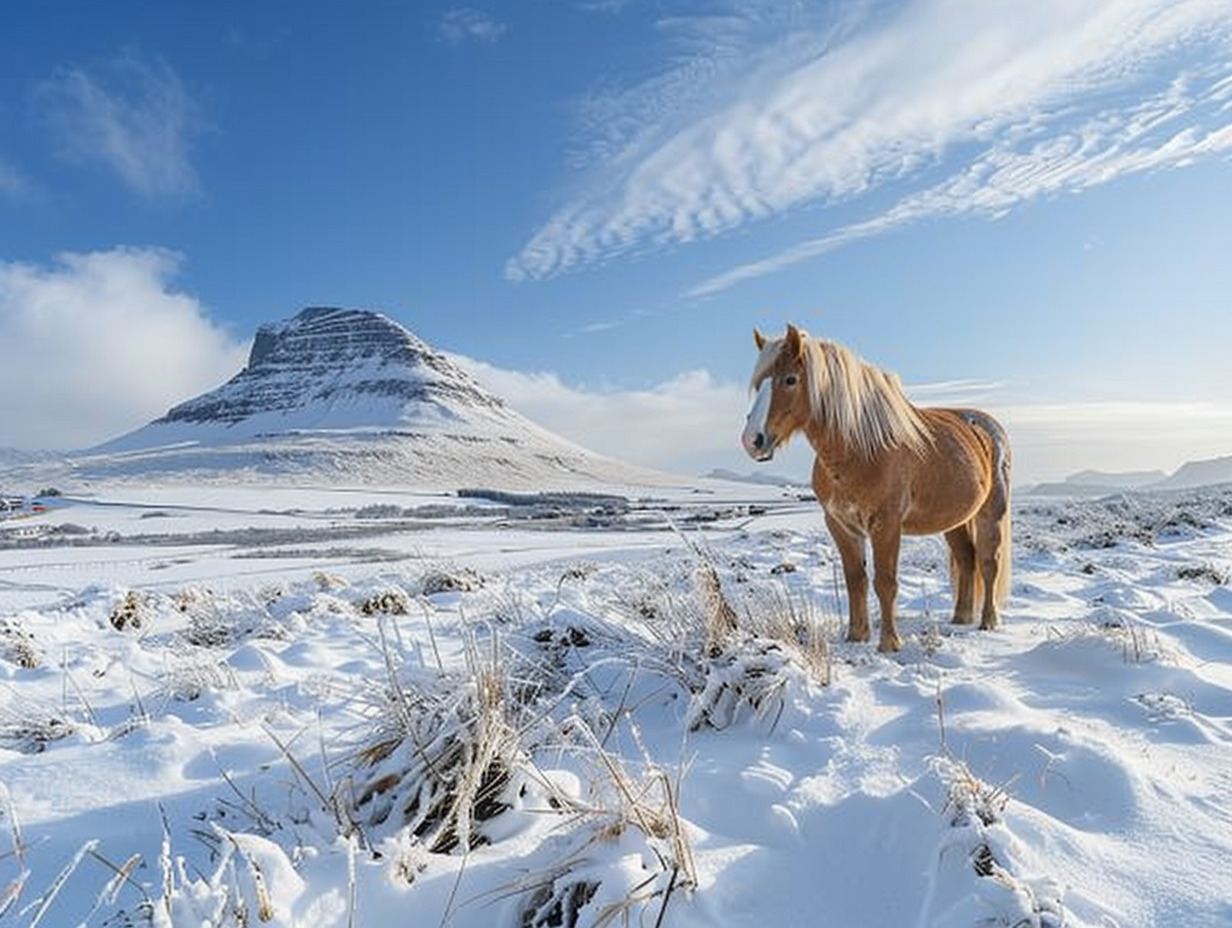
(1, 480, 1231, 927)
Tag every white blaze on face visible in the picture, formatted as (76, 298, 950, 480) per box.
(742, 378, 774, 459)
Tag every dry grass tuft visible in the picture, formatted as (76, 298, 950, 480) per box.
(0, 709, 74, 755)
(421, 567, 484, 595)
(935, 755, 1010, 830)
(685, 558, 834, 731)
(346, 638, 526, 855)
(0, 618, 38, 669)
(312, 571, 348, 591)
(109, 591, 147, 632)
(511, 717, 696, 928)
(357, 589, 409, 617)
(696, 561, 738, 657)
(160, 649, 239, 702)
(519, 873, 600, 928)
(685, 641, 794, 731)
(1177, 562, 1230, 585)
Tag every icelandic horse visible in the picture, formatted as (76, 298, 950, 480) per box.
(742, 325, 1012, 652)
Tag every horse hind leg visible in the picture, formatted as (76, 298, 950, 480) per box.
(945, 525, 977, 625)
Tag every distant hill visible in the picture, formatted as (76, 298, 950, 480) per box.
(1064, 469, 1166, 489)
(705, 468, 807, 488)
(1151, 455, 1232, 491)
(1029, 456, 1232, 497)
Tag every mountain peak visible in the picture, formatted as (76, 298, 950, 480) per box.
(154, 306, 504, 431)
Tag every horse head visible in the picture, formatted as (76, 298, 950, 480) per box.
(742, 323, 812, 462)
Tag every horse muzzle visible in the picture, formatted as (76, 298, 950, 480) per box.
(742, 426, 776, 462)
(742, 379, 776, 461)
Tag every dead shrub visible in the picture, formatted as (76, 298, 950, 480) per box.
(0, 710, 73, 754)
(110, 590, 147, 631)
(520, 877, 600, 928)
(685, 639, 795, 731)
(347, 654, 526, 854)
(696, 562, 737, 656)
(357, 589, 410, 617)
(0, 618, 38, 669)
(422, 567, 484, 595)
(1177, 563, 1229, 585)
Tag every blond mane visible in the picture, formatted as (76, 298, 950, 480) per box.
(753, 332, 929, 457)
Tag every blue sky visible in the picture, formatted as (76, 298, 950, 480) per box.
(2, 0, 1231, 483)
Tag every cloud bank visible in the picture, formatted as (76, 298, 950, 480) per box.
(453, 354, 754, 476)
(0, 249, 248, 450)
(454, 352, 1232, 484)
(508, 0, 1232, 288)
(39, 53, 205, 200)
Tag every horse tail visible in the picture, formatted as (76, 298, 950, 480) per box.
(959, 420, 1013, 615)
(995, 432, 1013, 607)
(992, 485, 1012, 608)
(983, 443, 1012, 610)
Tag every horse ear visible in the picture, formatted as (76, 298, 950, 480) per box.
(753, 328, 766, 350)
(785, 323, 805, 358)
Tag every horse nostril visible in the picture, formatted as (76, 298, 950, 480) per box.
(753, 433, 765, 450)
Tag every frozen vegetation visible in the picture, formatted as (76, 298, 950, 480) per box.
(0, 481, 1231, 926)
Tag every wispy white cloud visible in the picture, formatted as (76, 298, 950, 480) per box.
(437, 8, 507, 44)
(691, 62, 1232, 296)
(508, 0, 1232, 284)
(0, 160, 29, 200)
(576, 0, 639, 13)
(39, 52, 205, 200)
(0, 248, 248, 449)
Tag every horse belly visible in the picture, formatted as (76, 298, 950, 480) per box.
(901, 451, 990, 534)
(901, 498, 983, 535)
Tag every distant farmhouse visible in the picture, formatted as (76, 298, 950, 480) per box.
(0, 495, 46, 519)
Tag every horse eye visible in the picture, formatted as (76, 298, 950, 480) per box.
(783, 373, 799, 387)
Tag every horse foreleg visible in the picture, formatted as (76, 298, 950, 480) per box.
(870, 527, 903, 653)
(944, 525, 977, 625)
(826, 515, 870, 643)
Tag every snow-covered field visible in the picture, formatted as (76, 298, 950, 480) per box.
(1, 480, 1231, 927)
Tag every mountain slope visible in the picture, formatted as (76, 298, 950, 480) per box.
(46, 307, 680, 490)
(1150, 454, 1232, 490)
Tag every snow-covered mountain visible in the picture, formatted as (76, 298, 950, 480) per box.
(100, 307, 521, 449)
(27, 307, 679, 491)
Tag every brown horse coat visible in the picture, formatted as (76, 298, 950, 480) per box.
(743, 325, 1011, 652)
